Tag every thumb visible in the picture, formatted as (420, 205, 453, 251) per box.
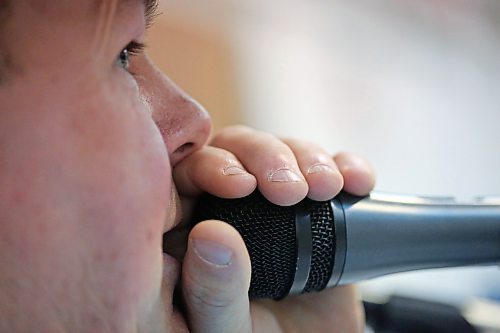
(182, 220, 252, 333)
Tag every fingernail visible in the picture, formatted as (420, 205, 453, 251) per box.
(191, 238, 232, 267)
(268, 167, 303, 182)
(222, 165, 247, 176)
(307, 163, 335, 175)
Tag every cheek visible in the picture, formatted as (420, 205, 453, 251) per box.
(0, 81, 172, 320)
(62, 81, 172, 304)
(66, 86, 172, 308)
(86, 88, 171, 251)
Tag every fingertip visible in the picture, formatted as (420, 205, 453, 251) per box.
(305, 167, 344, 201)
(189, 221, 247, 252)
(259, 179, 309, 206)
(174, 146, 258, 198)
(187, 220, 251, 277)
(334, 152, 376, 196)
(342, 166, 376, 196)
(182, 220, 252, 332)
(219, 171, 258, 199)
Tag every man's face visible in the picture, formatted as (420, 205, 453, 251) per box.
(0, 1, 210, 331)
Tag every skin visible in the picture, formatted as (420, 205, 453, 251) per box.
(0, 0, 376, 332)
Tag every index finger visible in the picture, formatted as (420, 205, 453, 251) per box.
(210, 126, 309, 206)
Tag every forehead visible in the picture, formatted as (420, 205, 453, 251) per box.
(26, 0, 149, 20)
(111, 0, 155, 16)
(96, 0, 156, 26)
(6, 0, 152, 27)
(2, 0, 151, 76)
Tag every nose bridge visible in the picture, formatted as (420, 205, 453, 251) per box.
(143, 56, 212, 166)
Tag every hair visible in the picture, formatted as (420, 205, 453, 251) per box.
(0, 1, 8, 25)
(0, 0, 10, 83)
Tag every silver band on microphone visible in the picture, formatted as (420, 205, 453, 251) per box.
(288, 202, 313, 296)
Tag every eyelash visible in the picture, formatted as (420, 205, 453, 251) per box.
(117, 41, 146, 73)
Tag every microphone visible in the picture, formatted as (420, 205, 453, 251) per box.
(192, 191, 500, 299)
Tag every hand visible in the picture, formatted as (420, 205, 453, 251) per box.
(171, 125, 376, 333)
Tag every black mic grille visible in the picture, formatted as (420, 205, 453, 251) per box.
(304, 200, 336, 293)
(193, 191, 337, 299)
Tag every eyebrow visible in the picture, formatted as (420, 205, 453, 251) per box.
(91, 0, 159, 56)
(118, 0, 159, 27)
(143, 0, 159, 28)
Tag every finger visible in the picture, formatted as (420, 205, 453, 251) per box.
(182, 220, 252, 333)
(173, 146, 257, 198)
(210, 126, 309, 206)
(334, 152, 376, 196)
(253, 285, 365, 333)
(282, 138, 344, 201)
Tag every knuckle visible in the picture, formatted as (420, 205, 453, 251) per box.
(183, 269, 241, 309)
(185, 286, 235, 309)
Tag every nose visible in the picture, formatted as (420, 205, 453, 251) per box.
(139, 55, 212, 167)
(153, 88, 212, 167)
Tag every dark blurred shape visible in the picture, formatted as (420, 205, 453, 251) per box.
(364, 296, 478, 333)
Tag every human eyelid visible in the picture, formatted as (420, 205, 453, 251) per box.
(127, 40, 146, 56)
(117, 40, 146, 74)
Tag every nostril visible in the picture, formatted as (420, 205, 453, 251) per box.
(174, 142, 194, 156)
(170, 142, 195, 166)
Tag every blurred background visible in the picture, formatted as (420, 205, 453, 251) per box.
(147, 0, 500, 330)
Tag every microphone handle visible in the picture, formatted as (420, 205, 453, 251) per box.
(193, 191, 500, 299)
(333, 192, 500, 287)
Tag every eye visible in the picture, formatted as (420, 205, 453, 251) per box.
(117, 48, 130, 70)
(117, 41, 146, 72)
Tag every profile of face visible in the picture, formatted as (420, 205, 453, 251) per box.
(0, 0, 210, 331)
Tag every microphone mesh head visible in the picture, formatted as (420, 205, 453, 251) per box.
(193, 191, 335, 299)
(304, 200, 336, 293)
